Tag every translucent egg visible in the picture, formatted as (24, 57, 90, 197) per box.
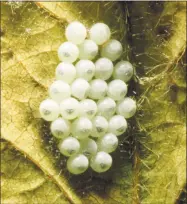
(79, 138, 97, 158)
(60, 97, 80, 120)
(97, 97, 116, 119)
(97, 133, 118, 153)
(49, 80, 71, 103)
(75, 60, 95, 81)
(58, 42, 79, 63)
(88, 79, 108, 100)
(90, 116, 108, 138)
(67, 154, 89, 175)
(39, 99, 60, 121)
(78, 39, 98, 60)
(101, 39, 123, 61)
(95, 58, 113, 80)
(108, 115, 127, 136)
(117, 97, 136, 118)
(90, 151, 112, 173)
(89, 23, 111, 45)
(71, 78, 90, 100)
(58, 136, 80, 157)
(55, 62, 76, 84)
(65, 21, 87, 45)
(107, 79, 127, 101)
(113, 61, 134, 82)
(72, 117, 92, 140)
(79, 99, 97, 119)
(50, 118, 70, 139)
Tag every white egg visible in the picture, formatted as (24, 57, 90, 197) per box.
(75, 60, 95, 81)
(50, 118, 70, 139)
(97, 133, 118, 153)
(101, 39, 123, 61)
(71, 78, 90, 100)
(58, 42, 79, 63)
(108, 115, 127, 136)
(67, 154, 89, 175)
(89, 23, 111, 45)
(117, 97, 136, 118)
(90, 116, 108, 138)
(107, 79, 127, 101)
(60, 97, 80, 120)
(113, 61, 134, 82)
(49, 80, 71, 103)
(90, 151, 112, 173)
(39, 99, 60, 121)
(58, 136, 80, 157)
(97, 97, 116, 119)
(55, 62, 76, 84)
(79, 138, 97, 158)
(79, 99, 97, 119)
(88, 79, 108, 100)
(78, 39, 98, 60)
(65, 21, 87, 44)
(95, 58, 113, 80)
(72, 117, 92, 140)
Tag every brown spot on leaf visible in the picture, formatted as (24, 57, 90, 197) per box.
(0, 28, 5, 36)
(169, 83, 178, 102)
(157, 24, 172, 40)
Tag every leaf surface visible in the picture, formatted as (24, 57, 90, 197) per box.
(1, 2, 186, 204)
(128, 2, 186, 203)
(1, 141, 69, 204)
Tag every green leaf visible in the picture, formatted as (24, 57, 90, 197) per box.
(128, 2, 186, 203)
(1, 141, 69, 203)
(1, 2, 186, 204)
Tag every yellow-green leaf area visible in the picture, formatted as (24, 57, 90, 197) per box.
(1, 2, 186, 204)
(1, 142, 69, 204)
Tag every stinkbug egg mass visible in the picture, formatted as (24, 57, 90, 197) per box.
(39, 21, 136, 174)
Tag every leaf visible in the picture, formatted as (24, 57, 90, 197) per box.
(1, 141, 69, 204)
(127, 2, 186, 203)
(1, 2, 186, 204)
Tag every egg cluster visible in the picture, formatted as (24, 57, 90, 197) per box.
(39, 22, 136, 175)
